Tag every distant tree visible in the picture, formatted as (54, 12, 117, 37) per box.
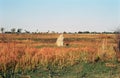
(83, 31, 90, 34)
(0, 27, 4, 33)
(78, 31, 82, 34)
(25, 30, 30, 34)
(102, 31, 113, 34)
(17, 28, 22, 34)
(0, 27, 6, 42)
(11, 28, 16, 33)
(113, 31, 120, 34)
(36, 29, 39, 33)
(47, 30, 50, 33)
(68, 32, 72, 34)
(75, 32, 77, 34)
(63, 31, 67, 34)
(5, 31, 12, 34)
(91, 31, 97, 34)
(52, 31, 55, 34)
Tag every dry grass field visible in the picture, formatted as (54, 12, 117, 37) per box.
(0, 33, 120, 78)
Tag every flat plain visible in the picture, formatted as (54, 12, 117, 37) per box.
(0, 33, 120, 78)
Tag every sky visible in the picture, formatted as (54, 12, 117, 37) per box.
(0, 0, 120, 32)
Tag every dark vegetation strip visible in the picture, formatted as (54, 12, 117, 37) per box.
(0, 37, 113, 43)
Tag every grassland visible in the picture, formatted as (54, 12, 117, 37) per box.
(0, 33, 120, 78)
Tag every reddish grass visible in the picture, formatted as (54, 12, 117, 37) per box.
(0, 33, 116, 76)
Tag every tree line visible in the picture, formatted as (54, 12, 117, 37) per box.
(0, 27, 119, 34)
(0, 27, 29, 34)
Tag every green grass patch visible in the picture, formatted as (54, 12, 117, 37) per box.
(13, 61, 120, 78)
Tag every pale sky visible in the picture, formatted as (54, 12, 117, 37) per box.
(0, 0, 120, 32)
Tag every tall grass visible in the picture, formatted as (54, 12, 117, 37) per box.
(0, 33, 116, 78)
(114, 31, 120, 62)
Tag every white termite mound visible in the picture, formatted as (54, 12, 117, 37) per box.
(56, 34, 64, 46)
